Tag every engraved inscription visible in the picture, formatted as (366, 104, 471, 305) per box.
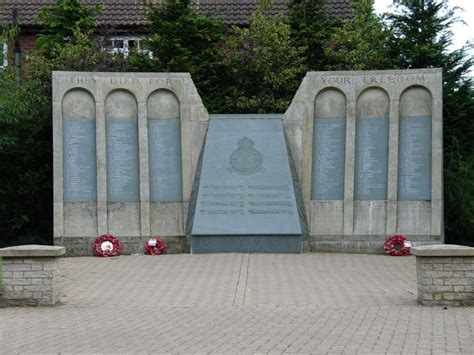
(66, 77, 97, 85)
(320, 74, 426, 86)
(355, 117, 389, 200)
(312, 118, 345, 200)
(106, 118, 140, 202)
(148, 118, 183, 202)
(198, 185, 293, 216)
(398, 116, 432, 200)
(110, 77, 139, 85)
(192, 118, 301, 236)
(63, 118, 97, 202)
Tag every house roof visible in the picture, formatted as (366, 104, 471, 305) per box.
(0, 0, 354, 28)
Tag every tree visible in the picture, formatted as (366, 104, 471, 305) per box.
(36, 0, 103, 59)
(0, 65, 53, 247)
(222, 10, 306, 112)
(142, 0, 229, 112)
(287, 0, 340, 70)
(0, 0, 114, 248)
(326, 0, 392, 70)
(387, 0, 474, 244)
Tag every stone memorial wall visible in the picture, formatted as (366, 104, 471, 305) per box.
(284, 69, 443, 253)
(54, 69, 443, 255)
(53, 72, 209, 255)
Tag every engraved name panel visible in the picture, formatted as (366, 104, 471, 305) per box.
(148, 118, 182, 201)
(106, 118, 140, 202)
(192, 118, 301, 235)
(312, 118, 346, 200)
(63, 118, 97, 202)
(398, 116, 432, 200)
(355, 117, 389, 200)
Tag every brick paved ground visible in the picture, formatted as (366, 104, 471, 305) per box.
(1, 253, 473, 354)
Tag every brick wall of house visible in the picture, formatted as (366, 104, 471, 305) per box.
(19, 33, 37, 70)
(20, 33, 37, 54)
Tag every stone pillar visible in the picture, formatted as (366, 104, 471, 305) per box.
(0, 245, 65, 307)
(411, 244, 474, 306)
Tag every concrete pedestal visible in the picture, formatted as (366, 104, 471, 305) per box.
(0, 245, 65, 307)
(411, 244, 474, 306)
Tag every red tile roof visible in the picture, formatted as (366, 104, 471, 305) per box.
(0, 0, 354, 27)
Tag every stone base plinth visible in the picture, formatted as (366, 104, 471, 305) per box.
(0, 245, 65, 307)
(412, 244, 474, 306)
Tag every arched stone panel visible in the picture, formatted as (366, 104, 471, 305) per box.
(62, 89, 97, 203)
(398, 86, 432, 200)
(354, 88, 390, 200)
(147, 90, 183, 202)
(105, 90, 140, 202)
(311, 88, 346, 200)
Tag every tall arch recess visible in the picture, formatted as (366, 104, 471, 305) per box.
(354, 88, 390, 200)
(62, 89, 97, 202)
(398, 86, 432, 200)
(311, 88, 346, 200)
(147, 90, 182, 202)
(105, 90, 140, 202)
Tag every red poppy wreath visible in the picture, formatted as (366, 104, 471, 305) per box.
(384, 235, 411, 256)
(144, 238, 166, 255)
(93, 234, 121, 257)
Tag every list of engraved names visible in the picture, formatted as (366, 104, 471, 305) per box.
(63, 119, 96, 202)
(355, 117, 389, 200)
(106, 119, 140, 202)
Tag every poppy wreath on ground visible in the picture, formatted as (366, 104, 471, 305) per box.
(144, 238, 166, 255)
(93, 234, 121, 257)
(384, 235, 411, 256)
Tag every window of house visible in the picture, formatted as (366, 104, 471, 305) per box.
(0, 41, 7, 69)
(104, 36, 152, 58)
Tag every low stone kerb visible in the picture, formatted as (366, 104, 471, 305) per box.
(411, 244, 474, 257)
(0, 245, 66, 257)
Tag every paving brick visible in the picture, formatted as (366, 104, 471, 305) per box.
(1, 254, 473, 353)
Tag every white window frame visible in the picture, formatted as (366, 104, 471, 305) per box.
(1, 41, 7, 69)
(103, 36, 152, 59)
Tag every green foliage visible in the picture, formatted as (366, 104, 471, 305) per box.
(141, 0, 229, 111)
(36, 0, 103, 59)
(287, 0, 339, 70)
(0, 0, 116, 248)
(222, 10, 306, 112)
(0, 67, 53, 247)
(444, 139, 474, 246)
(387, 0, 474, 242)
(326, 0, 391, 70)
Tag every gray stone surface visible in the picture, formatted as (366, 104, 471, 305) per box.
(0, 246, 64, 307)
(62, 118, 97, 202)
(192, 117, 301, 237)
(52, 72, 209, 255)
(192, 236, 303, 253)
(106, 118, 140, 202)
(0, 245, 65, 257)
(0, 257, 62, 307)
(354, 117, 389, 200)
(398, 116, 432, 200)
(412, 244, 474, 256)
(413, 246, 474, 306)
(148, 118, 182, 201)
(284, 69, 443, 253)
(312, 117, 346, 200)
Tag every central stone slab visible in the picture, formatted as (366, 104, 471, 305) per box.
(191, 116, 302, 253)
